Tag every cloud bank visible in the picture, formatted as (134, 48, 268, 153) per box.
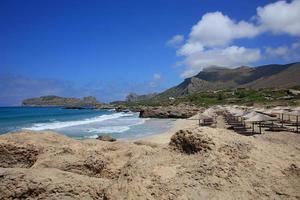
(170, 0, 300, 77)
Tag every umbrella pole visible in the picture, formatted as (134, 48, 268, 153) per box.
(259, 122, 262, 134)
(281, 114, 284, 127)
(297, 116, 299, 133)
(252, 123, 254, 133)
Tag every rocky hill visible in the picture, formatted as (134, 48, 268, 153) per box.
(22, 95, 100, 107)
(157, 62, 300, 98)
(126, 92, 158, 102)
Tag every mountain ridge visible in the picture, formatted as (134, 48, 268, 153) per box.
(155, 62, 300, 99)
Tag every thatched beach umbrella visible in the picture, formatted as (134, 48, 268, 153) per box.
(289, 110, 300, 133)
(294, 107, 300, 111)
(242, 111, 258, 119)
(227, 108, 244, 120)
(198, 113, 212, 119)
(198, 113, 213, 125)
(245, 114, 277, 134)
(203, 108, 216, 117)
(271, 108, 290, 127)
(233, 110, 245, 117)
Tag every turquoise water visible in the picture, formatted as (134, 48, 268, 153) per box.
(0, 107, 175, 139)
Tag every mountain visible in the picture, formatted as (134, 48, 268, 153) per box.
(22, 95, 100, 107)
(157, 62, 300, 98)
(126, 93, 158, 102)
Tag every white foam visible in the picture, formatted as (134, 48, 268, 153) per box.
(24, 112, 132, 131)
(86, 118, 147, 134)
(85, 134, 99, 139)
(87, 126, 130, 133)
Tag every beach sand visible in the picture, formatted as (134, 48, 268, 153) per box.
(138, 118, 199, 144)
(0, 114, 300, 199)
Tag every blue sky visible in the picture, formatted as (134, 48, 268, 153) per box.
(1, 0, 299, 105)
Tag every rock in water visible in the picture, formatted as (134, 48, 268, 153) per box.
(96, 135, 116, 142)
(169, 129, 214, 154)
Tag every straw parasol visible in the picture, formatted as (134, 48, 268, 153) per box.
(197, 113, 213, 125)
(294, 107, 300, 111)
(203, 108, 216, 117)
(289, 110, 300, 133)
(233, 110, 245, 117)
(242, 111, 258, 119)
(198, 113, 213, 120)
(271, 108, 290, 127)
(245, 114, 277, 134)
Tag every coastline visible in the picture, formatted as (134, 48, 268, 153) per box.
(135, 117, 198, 144)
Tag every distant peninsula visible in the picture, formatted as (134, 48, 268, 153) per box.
(22, 95, 101, 108)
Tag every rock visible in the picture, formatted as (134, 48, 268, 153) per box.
(0, 168, 109, 200)
(0, 143, 40, 168)
(115, 106, 125, 112)
(139, 104, 201, 118)
(169, 129, 214, 154)
(82, 96, 98, 106)
(126, 92, 158, 102)
(96, 135, 116, 142)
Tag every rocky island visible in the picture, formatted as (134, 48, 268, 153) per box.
(22, 95, 105, 108)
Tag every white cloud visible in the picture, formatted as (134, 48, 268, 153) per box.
(189, 12, 261, 47)
(153, 73, 161, 80)
(257, 0, 300, 36)
(168, 0, 300, 77)
(265, 42, 300, 61)
(177, 42, 203, 56)
(174, 11, 262, 77)
(180, 46, 261, 77)
(149, 73, 163, 88)
(265, 46, 289, 57)
(167, 35, 184, 47)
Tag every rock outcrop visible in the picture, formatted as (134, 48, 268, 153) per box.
(169, 129, 214, 154)
(139, 104, 201, 118)
(96, 135, 116, 142)
(126, 92, 158, 102)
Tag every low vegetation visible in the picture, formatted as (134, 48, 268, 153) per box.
(116, 87, 300, 108)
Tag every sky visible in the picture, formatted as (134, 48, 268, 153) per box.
(1, 0, 300, 105)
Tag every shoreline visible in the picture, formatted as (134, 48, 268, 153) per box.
(135, 117, 199, 144)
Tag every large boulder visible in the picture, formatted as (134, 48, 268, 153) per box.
(0, 143, 40, 168)
(169, 129, 214, 154)
(96, 135, 116, 142)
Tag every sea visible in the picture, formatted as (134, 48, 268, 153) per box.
(0, 107, 175, 140)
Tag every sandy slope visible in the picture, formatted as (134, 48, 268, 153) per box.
(0, 118, 299, 199)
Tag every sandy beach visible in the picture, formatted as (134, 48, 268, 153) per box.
(1, 112, 300, 199)
(136, 118, 198, 144)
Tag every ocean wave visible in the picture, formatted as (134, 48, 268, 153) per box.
(87, 126, 130, 133)
(86, 118, 147, 134)
(23, 112, 132, 131)
(85, 135, 99, 139)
